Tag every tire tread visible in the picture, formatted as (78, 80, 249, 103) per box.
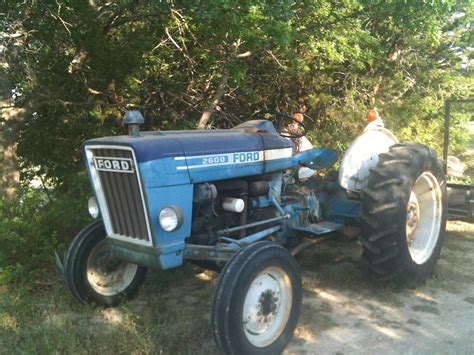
(360, 142, 447, 285)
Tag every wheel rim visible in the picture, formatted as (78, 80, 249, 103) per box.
(406, 171, 443, 265)
(242, 266, 292, 348)
(86, 240, 138, 296)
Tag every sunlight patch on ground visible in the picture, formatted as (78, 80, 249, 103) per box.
(194, 270, 217, 282)
(313, 288, 401, 320)
(100, 308, 124, 325)
(414, 290, 437, 303)
(447, 220, 474, 234)
(294, 324, 317, 343)
(371, 324, 402, 340)
(306, 288, 408, 339)
(0, 313, 19, 332)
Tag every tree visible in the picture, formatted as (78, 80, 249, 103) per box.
(0, 0, 472, 283)
(1, 0, 471, 187)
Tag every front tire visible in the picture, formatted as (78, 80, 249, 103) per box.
(211, 241, 302, 354)
(361, 142, 447, 286)
(64, 220, 147, 306)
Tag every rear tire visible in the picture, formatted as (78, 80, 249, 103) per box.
(64, 220, 147, 306)
(211, 241, 302, 354)
(361, 142, 447, 286)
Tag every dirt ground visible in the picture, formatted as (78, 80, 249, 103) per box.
(285, 221, 474, 354)
(1, 221, 473, 354)
(133, 220, 474, 354)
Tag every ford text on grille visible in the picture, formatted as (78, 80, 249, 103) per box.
(94, 157, 134, 173)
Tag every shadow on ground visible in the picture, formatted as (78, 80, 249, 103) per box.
(287, 221, 474, 354)
(1, 222, 473, 353)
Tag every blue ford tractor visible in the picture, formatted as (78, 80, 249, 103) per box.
(59, 110, 446, 354)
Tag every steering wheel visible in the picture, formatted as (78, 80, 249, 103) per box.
(256, 111, 308, 139)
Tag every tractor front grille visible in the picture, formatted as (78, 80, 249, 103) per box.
(86, 146, 152, 245)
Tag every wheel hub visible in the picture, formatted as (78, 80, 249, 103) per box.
(243, 276, 281, 335)
(258, 290, 279, 322)
(94, 250, 122, 275)
(406, 191, 420, 245)
(87, 240, 138, 296)
(242, 266, 292, 347)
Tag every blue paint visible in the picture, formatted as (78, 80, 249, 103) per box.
(84, 120, 293, 164)
(250, 196, 271, 209)
(225, 225, 282, 250)
(137, 147, 337, 187)
(159, 251, 184, 269)
(82, 119, 358, 271)
(141, 184, 193, 269)
(327, 195, 361, 219)
(139, 158, 190, 187)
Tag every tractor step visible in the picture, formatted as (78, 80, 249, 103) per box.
(292, 221, 344, 236)
(290, 223, 360, 256)
(308, 221, 343, 234)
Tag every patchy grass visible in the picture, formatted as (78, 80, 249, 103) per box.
(0, 265, 218, 354)
(297, 240, 406, 307)
(299, 300, 339, 333)
(1, 221, 473, 353)
(426, 221, 474, 294)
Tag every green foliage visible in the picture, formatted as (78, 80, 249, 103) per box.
(0, 0, 472, 283)
(0, 174, 92, 284)
(2, 1, 470, 178)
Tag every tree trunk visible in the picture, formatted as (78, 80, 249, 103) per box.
(0, 69, 22, 200)
(197, 72, 229, 129)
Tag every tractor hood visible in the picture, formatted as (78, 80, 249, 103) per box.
(84, 120, 293, 164)
(83, 119, 336, 188)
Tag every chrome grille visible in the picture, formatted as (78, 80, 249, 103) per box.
(87, 146, 152, 244)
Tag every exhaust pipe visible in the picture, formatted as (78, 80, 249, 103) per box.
(123, 110, 145, 137)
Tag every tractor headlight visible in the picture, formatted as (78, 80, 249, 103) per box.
(159, 206, 183, 232)
(88, 196, 100, 219)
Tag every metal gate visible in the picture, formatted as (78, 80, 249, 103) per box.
(443, 99, 474, 221)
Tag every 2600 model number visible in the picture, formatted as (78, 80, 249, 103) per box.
(202, 156, 228, 165)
